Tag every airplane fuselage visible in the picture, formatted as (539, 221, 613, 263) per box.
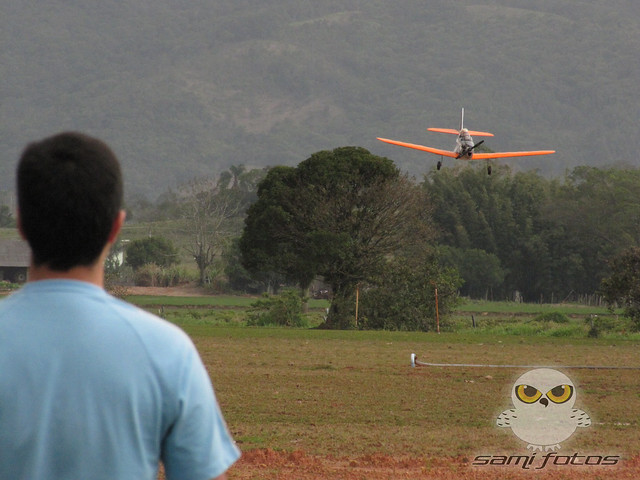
(455, 128, 475, 159)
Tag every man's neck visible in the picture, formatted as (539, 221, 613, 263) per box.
(27, 262, 105, 288)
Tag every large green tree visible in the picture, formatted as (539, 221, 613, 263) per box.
(240, 146, 435, 328)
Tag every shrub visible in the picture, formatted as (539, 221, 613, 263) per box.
(358, 256, 462, 332)
(134, 264, 163, 287)
(247, 289, 308, 327)
(533, 312, 570, 323)
(600, 246, 640, 331)
(133, 264, 193, 287)
(585, 315, 619, 338)
(126, 237, 179, 270)
(0, 280, 19, 291)
(548, 325, 585, 337)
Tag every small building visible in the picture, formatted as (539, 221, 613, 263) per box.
(0, 238, 30, 283)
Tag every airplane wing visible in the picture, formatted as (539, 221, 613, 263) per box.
(428, 128, 494, 137)
(377, 138, 458, 158)
(466, 130, 494, 137)
(427, 128, 460, 135)
(472, 150, 556, 159)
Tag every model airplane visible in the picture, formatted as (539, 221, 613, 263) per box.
(377, 108, 555, 175)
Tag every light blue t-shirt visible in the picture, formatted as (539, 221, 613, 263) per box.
(0, 280, 240, 480)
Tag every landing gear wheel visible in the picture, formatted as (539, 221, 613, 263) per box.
(437, 160, 442, 171)
(487, 165, 492, 175)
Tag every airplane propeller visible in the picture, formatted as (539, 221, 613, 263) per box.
(456, 140, 485, 159)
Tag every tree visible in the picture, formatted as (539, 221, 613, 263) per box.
(180, 179, 242, 286)
(547, 166, 640, 296)
(125, 237, 178, 270)
(424, 165, 562, 300)
(438, 246, 505, 299)
(240, 146, 436, 328)
(223, 237, 283, 293)
(180, 166, 266, 286)
(600, 247, 640, 331)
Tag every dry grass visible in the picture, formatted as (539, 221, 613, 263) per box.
(184, 327, 640, 478)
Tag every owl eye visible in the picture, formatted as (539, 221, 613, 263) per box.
(516, 384, 542, 403)
(547, 384, 574, 404)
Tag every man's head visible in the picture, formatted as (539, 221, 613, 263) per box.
(17, 132, 124, 271)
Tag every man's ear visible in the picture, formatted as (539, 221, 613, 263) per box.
(107, 210, 127, 244)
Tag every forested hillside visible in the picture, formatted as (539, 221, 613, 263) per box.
(2, 0, 640, 198)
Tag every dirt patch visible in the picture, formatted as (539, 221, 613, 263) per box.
(125, 284, 211, 297)
(157, 450, 640, 479)
(230, 450, 445, 480)
(225, 449, 640, 479)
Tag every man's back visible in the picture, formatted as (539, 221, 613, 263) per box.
(0, 280, 239, 479)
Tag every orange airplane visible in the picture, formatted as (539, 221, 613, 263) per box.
(377, 108, 555, 174)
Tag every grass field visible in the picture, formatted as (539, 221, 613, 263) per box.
(4, 287, 639, 478)
(170, 315, 640, 478)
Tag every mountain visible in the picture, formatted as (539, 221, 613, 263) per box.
(2, 0, 639, 199)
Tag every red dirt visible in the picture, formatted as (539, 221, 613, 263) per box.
(223, 449, 640, 479)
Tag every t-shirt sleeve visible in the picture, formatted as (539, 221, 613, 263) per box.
(161, 346, 240, 480)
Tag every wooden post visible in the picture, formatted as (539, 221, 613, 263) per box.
(355, 284, 359, 328)
(435, 286, 440, 334)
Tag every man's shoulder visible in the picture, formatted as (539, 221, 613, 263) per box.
(104, 294, 194, 349)
(1, 280, 194, 353)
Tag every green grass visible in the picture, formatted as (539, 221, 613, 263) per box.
(126, 294, 330, 310)
(458, 299, 618, 315)
(130, 297, 613, 316)
(449, 309, 640, 340)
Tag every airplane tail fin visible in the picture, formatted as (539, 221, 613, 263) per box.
(460, 107, 465, 131)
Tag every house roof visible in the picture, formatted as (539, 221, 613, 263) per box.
(0, 238, 30, 267)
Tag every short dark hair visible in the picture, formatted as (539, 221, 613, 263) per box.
(17, 132, 123, 270)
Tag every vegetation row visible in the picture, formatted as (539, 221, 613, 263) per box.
(5, 148, 640, 332)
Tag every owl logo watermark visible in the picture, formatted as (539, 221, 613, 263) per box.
(496, 368, 591, 451)
(470, 367, 621, 469)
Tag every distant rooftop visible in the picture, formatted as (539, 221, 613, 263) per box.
(0, 238, 30, 267)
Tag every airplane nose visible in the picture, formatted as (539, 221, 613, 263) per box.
(540, 397, 549, 407)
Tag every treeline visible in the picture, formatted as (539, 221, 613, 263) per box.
(427, 164, 640, 302)
(118, 158, 640, 307)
